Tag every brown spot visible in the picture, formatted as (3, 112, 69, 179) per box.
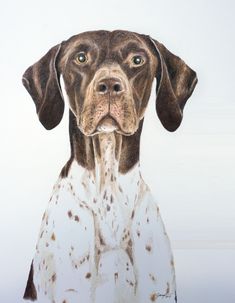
(93, 198, 97, 203)
(74, 215, 79, 222)
(114, 272, 118, 283)
(45, 242, 49, 247)
(166, 282, 170, 294)
(68, 210, 72, 218)
(103, 190, 107, 200)
(131, 210, 135, 219)
(107, 204, 110, 211)
(85, 272, 91, 279)
(150, 292, 157, 301)
(51, 273, 56, 282)
(51, 233, 56, 241)
(65, 288, 77, 292)
(62, 300, 67, 303)
(126, 279, 134, 287)
(110, 195, 114, 203)
(149, 273, 156, 281)
(23, 261, 37, 300)
(99, 233, 105, 245)
(145, 245, 152, 252)
(126, 241, 133, 265)
(147, 217, 149, 223)
(137, 230, 140, 237)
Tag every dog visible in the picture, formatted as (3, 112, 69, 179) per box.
(22, 30, 197, 303)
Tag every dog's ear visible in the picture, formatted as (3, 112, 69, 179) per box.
(149, 37, 198, 131)
(22, 44, 64, 130)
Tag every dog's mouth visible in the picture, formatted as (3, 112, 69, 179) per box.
(88, 115, 133, 136)
(96, 115, 120, 133)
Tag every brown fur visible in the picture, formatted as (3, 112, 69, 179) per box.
(23, 261, 37, 301)
(22, 30, 197, 175)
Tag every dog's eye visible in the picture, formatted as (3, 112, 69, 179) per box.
(75, 52, 88, 64)
(132, 55, 144, 66)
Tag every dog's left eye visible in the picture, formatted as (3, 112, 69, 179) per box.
(75, 52, 88, 64)
(132, 55, 144, 66)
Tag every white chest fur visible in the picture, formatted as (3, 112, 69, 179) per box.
(29, 133, 177, 303)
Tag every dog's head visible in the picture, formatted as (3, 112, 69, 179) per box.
(23, 30, 197, 135)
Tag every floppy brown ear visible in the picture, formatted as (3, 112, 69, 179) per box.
(149, 37, 198, 131)
(22, 44, 64, 130)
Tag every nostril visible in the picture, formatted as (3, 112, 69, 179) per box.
(98, 83, 107, 93)
(113, 83, 122, 92)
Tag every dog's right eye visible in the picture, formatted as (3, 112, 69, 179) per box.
(75, 52, 88, 64)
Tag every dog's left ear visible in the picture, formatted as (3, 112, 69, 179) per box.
(22, 44, 64, 130)
(149, 37, 198, 131)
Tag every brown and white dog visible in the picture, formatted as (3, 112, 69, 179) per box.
(22, 30, 197, 303)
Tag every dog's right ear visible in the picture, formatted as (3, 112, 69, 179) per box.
(22, 44, 64, 130)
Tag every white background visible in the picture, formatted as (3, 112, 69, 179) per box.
(0, 0, 235, 302)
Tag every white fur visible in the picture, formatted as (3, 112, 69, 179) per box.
(26, 133, 176, 303)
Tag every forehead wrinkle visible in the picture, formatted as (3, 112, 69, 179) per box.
(112, 39, 143, 52)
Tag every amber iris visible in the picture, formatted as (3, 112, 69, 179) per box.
(76, 52, 87, 63)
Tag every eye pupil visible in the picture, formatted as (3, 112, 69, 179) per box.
(133, 56, 143, 65)
(77, 52, 87, 63)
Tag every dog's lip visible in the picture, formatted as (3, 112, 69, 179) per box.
(87, 115, 135, 136)
(95, 115, 120, 133)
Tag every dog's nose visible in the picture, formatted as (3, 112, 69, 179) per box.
(96, 78, 124, 94)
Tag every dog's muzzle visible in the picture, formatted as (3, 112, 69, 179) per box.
(95, 77, 125, 133)
(79, 66, 138, 136)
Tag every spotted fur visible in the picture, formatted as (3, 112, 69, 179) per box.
(24, 134, 176, 302)
(23, 30, 197, 303)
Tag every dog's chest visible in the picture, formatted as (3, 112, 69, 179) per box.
(36, 160, 140, 259)
(66, 162, 138, 248)
(34, 161, 141, 301)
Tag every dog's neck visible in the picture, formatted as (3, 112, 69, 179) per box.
(92, 132, 121, 191)
(60, 111, 144, 182)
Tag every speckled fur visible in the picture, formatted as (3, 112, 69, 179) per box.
(26, 133, 176, 303)
(22, 30, 197, 303)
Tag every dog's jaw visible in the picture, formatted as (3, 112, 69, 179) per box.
(96, 116, 119, 133)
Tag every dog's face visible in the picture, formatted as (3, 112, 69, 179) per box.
(59, 31, 158, 136)
(22, 30, 197, 134)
